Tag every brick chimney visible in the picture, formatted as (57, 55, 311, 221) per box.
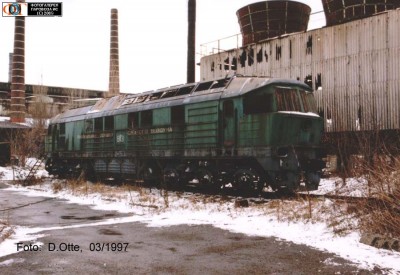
(108, 8, 120, 97)
(10, 0, 26, 123)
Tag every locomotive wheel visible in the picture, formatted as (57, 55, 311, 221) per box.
(233, 169, 261, 193)
(196, 168, 214, 186)
(139, 162, 161, 186)
(163, 168, 180, 188)
(305, 171, 321, 191)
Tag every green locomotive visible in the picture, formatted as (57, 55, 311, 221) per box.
(45, 76, 325, 192)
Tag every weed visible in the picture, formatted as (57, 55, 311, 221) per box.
(357, 157, 400, 238)
(0, 215, 14, 242)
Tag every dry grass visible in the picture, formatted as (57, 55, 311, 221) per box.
(331, 154, 400, 238)
(0, 215, 14, 243)
(356, 156, 400, 238)
(51, 179, 167, 211)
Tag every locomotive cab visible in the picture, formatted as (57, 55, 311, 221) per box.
(236, 82, 324, 191)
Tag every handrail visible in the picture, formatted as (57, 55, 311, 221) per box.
(199, 33, 242, 57)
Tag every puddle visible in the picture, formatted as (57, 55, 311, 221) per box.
(60, 213, 116, 221)
(98, 228, 122, 235)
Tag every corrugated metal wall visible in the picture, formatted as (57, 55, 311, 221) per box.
(199, 9, 400, 133)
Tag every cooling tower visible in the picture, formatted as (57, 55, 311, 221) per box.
(322, 0, 400, 26)
(237, 1, 311, 46)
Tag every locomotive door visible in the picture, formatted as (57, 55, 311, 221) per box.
(222, 100, 236, 151)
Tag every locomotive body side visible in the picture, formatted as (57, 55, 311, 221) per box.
(45, 76, 324, 191)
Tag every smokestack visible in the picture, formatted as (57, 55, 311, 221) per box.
(108, 8, 120, 97)
(187, 0, 196, 83)
(10, 0, 26, 123)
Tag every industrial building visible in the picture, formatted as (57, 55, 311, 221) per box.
(200, 1, 400, 134)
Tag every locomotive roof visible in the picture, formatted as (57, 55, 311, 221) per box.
(50, 76, 312, 123)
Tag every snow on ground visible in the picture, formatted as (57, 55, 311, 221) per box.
(309, 177, 370, 197)
(0, 165, 400, 274)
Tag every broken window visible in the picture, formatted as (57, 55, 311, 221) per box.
(176, 85, 194, 96)
(276, 45, 282, 60)
(304, 75, 313, 89)
(300, 91, 318, 113)
(149, 92, 163, 101)
(135, 95, 148, 103)
(315, 74, 322, 89)
(306, 36, 313, 55)
(171, 105, 185, 126)
(210, 79, 228, 89)
(247, 48, 254, 66)
(223, 100, 234, 117)
(243, 92, 274, 115)
(141, 110, 153, 128)
(224, 57, 230, 70)
(194, 81, 214, 92)
(232, 57, 237, 70)
(94, 117, 103, 132)
(128, 112, 139, 129)
(47, 125, 53, 135)
(59, 123, 65, 135)
(275, 88, 317, 113)
(257, 49, 263, 63)
(240, 50, 247, 67)
(85, 119, 93, 132)
(161, 89, 178, 99)
(275, 88, 302, 112)
(104, 116, 114, 131)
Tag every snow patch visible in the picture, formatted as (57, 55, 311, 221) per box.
(0, 166, 399, 273)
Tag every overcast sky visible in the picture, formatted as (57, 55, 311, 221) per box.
(0, 0, 325, 93)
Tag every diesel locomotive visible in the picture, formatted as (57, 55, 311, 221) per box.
(45, 75, 325, 192)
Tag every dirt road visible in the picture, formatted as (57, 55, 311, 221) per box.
(0, 181, 376, 274)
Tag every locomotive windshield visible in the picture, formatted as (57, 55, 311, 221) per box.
(275, 87, 317, 114)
